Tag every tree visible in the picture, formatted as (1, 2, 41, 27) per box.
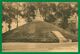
(3, 3, 17, 31)
(44, 13, 56, 23)
(49, 3, 57, 13)
(39, 3, 49, 20)
(26, 4, 36, 22)
(19, 3, 36, 23)
(56, 3, 72, 29)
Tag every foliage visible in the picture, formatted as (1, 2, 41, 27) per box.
(2, 2, 78, 33)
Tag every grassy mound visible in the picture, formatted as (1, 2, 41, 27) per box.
(3, 21, 77, 43)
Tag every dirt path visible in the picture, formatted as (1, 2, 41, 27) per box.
(2, 42, 78, 52)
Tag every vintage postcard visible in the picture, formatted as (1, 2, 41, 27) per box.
(2, 2, 78, 52)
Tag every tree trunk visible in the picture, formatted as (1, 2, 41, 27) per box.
(8, 23, 11, 32)
(61, 17, 68, 29)
(16, 17, 18, 28)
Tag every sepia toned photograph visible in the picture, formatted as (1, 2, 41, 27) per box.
(2, 2, 78, 52)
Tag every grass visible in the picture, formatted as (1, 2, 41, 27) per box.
(2, 21, 77, 43)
